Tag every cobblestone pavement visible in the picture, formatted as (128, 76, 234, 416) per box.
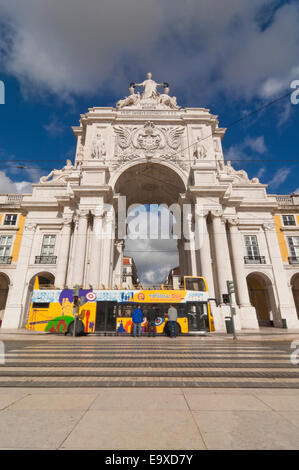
(0, 335, 298, 388)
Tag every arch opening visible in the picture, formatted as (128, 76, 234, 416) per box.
(22, 272, 55, 328)
(0, 273, 10, 327)
(246, 272, 277, 327)
(113, 162, 187, 287)
(291, 274, 299, 319)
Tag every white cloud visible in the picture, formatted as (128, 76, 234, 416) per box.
(0, 171, 32, 194)
(43, 117, 64, 137)
(267, 167, 291, 190)
(0, 0, 299, 105)
(256, 167, 266, 180)
(225, 135, 267, 168)
(244, 136, 267, 154)
(125, 205, 178, 285)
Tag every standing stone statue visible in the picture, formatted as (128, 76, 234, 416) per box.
(91, 132, 106, 160)
(135, 72, 164, 100)
(194, 137, 207, 163)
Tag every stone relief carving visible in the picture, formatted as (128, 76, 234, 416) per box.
(193, 137, 207, 164)
(219, 160, 260, 184)
(76, 143, 84, 167)
(263, 222, 275, 231)
(116, 73, 180, 110)
(91, 132, 106, 161)
(39, 160, 75, 184)
(113, 121, 187, 169)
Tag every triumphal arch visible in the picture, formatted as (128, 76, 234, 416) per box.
(3, 73, 299, 331)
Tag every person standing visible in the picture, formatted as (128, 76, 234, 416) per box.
(132, 305, 143, 337)
(168, 304, 178, 338)
(147, 305, 158, 337)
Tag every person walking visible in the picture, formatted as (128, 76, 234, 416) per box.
(147, 305, 158, 337)
(132, 305, 143, 337)
(168, 304, 178, 338)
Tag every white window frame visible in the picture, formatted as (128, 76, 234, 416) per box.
(244, 235, 260, 259)
(3, 214, 18, 226)
(287, 236, 299, 258)
(282, 214, 296, 226)
(0, 235, 13, 257)
(40, 234, 56, 256)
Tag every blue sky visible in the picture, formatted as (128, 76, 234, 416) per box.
(0, 0, 298, 196)
(0, 0, 299, 284)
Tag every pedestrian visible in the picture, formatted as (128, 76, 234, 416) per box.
(167, 304, 178, 338)
(132, 304, 143, 337)
(147, 305, 158, 337)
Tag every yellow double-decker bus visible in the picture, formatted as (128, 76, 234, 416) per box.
(26, 276, 215, 335)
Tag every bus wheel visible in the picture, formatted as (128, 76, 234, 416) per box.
(67, 320, 85, 336)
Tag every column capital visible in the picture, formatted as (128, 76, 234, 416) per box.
(195, 207, 209, 217)
(77, 209, 89, 218)
(210, 209, 224, 218)
(263, 222, 275, 232)
(24, 222, 37, 232)
(226, 216, 240, 227)
(62, 215, 73, 226)
(92, 205, 105, 218)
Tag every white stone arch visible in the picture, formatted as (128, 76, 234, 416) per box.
(0, 272, 10, 325)
(290, 273, 299, 319)
(109, 157, 188, 191)
(21, 271, 56, 328)
(108, 159, 189, 288)
(246, 271, 278, 326)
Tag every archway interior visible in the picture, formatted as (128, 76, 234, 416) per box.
(0, 274, 9, 324)
(247, 273, 275, 326)
(291, 274, 299, 319)
(114, 163, 186, 287)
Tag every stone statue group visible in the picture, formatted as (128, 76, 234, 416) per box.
(116, 73, 179, 110)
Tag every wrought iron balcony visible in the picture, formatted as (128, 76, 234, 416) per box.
(288, 256, 299, 265)
(244, 256, 266, 264)
(0, 256, 12, 264)
(35, 255, 57, 265)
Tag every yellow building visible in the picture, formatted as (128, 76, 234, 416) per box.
(0, 195, 27, 324)
(273, 194, 299, 318)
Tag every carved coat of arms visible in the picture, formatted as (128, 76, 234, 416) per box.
(113, 121, 187, 169)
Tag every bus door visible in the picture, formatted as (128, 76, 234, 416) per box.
(186, 302, 209, 331)
(95, 301, 117, 333)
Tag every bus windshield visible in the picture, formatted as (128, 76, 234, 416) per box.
(184, 277, 206, 292)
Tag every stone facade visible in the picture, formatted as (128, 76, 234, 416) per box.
(0, 75, 298, 330)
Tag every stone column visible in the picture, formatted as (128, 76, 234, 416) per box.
(211, 210, 233, 299)
(100, 211, 114, 288)
(55, 216, 73, 289)
(113, 240, 124, 288)
(198, 210, 215, 298)
(72, 209, 89, 287)
(2, 222, 37, 328)
(88, 208, 104, 289)
(185, 212, 197, 276)
(227, 217, 259, 329)
(263, 222, 298, 328)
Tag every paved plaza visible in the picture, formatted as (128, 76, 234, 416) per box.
(0, 330, 299, 449)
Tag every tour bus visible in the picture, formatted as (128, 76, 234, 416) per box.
(26, 276, 215, 335)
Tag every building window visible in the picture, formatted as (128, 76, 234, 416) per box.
(244, 235, 265, 264)
(288, 236, 299, 258)
(282, 215, 296, 226)
(35, 235, 57, 264)
(3, 214, 17, 226)
(41, 235, 56, 256)
(0, 235, 13, 262)
(244, 235, 260, 258)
